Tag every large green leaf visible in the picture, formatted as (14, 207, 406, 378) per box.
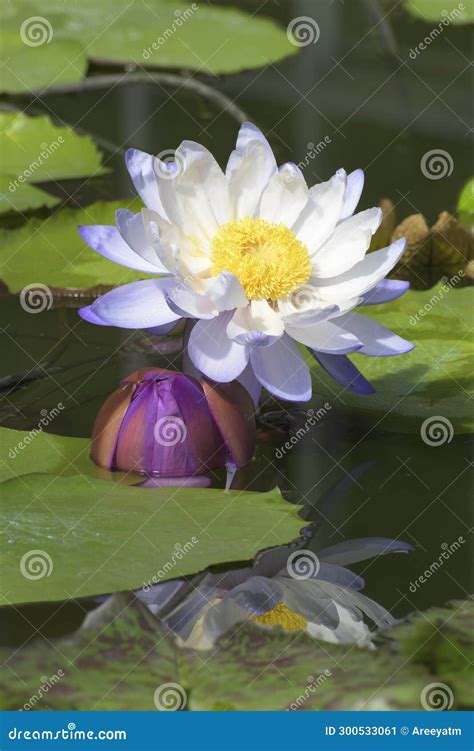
(0, 199, 150, 292)
(0, 472, 302, 604)
(458, 178, 474, 231)
(404, 0, 474, 24)
(0, 112, 106, 184)
(0, 427, 93, 484)
(0, 174, 60, 214)
(1, 594, 471, 710)
(0, 29, 86, 94)
(2, 0, 295, 94)
(308, 285, 474, 432)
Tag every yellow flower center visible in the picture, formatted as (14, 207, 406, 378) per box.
(211, 218, 311, 301)
(250, 602, 308, 632)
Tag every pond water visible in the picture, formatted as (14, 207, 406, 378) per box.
(0, 0, 472, 704)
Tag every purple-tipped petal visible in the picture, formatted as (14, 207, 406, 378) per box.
(312, 351, 375, 395)
(334, 312, 414, 357)
(78, 305, 109, 326)
(360, 280, 410, 306)
(84, 279, 181, 329)
(188, 313, 249, 383)
(250, 335, 312, 402)
(78, 225, 161, 274)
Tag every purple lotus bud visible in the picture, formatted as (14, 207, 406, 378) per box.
(91, 368, 256, 477)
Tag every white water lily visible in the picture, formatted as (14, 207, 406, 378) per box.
(79, 122, 413, 401)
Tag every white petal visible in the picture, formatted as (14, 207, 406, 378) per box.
(339, 169, 364, 220)
(227, 300, 284, 345)
(226, 124, 277, 219)
(258, 163, 308, 227)
(310, 238, 407, 306)
(292, 171, 346, 253)
(78, 225, 162, 274)
(158, 140, 231, 242)
(332, 312, 414, 356)
(286, 319, 362, 354)
(167, 286, 218, 319)
(125, 148, 167, 218)
(115, 209, 169, 272)
(201, 272, 248, 311)
(250, 335, 312, 401)
(189, 313, 249, 382)
(312, 207, 382, 278)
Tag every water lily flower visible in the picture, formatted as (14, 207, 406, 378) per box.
(90, 367, 255, 476)
(79, 122, 413, 401)
(137, 535, 413, 650)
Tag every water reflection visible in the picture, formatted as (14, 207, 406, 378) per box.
(136, 529, 412, 651)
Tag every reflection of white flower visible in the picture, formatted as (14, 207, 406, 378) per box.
(79, 123, 412, 401)
(137, 536, 412, 651)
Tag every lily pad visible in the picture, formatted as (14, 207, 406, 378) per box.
(404, 0, 474, 24)
(2, 0, 295, 94)
(0, 29, 86, 94)
(308, 284, 474, 432)
(0, 199, 149, 293)
(0, 174, 60, 214)
(458, 178, 474, 231)
(0, 594, 471, 710)
(0, 112, 106, 184)
(0, 472, 302, 604)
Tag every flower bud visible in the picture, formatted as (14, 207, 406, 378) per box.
(91, 368, 256, 477)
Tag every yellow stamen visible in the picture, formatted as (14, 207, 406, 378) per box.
(211, 218, 311, 301)
(250, 602, 308, 632)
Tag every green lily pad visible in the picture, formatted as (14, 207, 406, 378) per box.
(0, 594, 471, 710)
(0, 112, 106, 184)
(2, 0, 295, 94)
(0, 472, 302, 604)
(404, 0, 474, 24)
(0, 29, 86, 94)
(0, 427, 93, 484)
(458, 178, 474, 231)
(0, 199, 149, 292)
(308, 284, 474, 432)
(0, 174, 60, 214)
